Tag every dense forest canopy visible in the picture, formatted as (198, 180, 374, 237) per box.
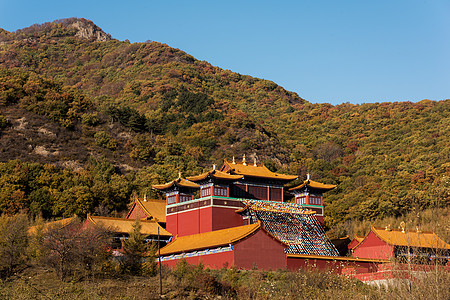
(0, 18, 448, 230)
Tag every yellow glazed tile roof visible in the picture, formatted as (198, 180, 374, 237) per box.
(371, 226, 450, 249)
(289, 179, 336, 192)
(187, 169, 243, 182)
(222, 160, 297, 181)
(354, 235, 364, 243)
(152, 178, 200, 190)
(87, 215, 172, 237)
(28, 216, 76, 235)
(160, 222, 262, 255)
(135, 197, 166, 222)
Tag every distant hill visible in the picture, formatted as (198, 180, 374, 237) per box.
(0, 18, 448, 227)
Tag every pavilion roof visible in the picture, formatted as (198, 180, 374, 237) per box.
(28, 216, 77, 235)
(289, 179, 336, 192)
(362, 226, 450, 250)
(132, 197, 166, 223)
(221, 159, 297, 181)
(348, 235, 365, 250)
(152, 177, 199, 191)
(187, 169, 243, 182)
(87, 215, 172, 237)
(160, 222, 276, 255)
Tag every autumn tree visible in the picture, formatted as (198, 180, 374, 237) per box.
(0, 213, 29, 279)
(121, 219, 156, 275)
(41, 217, 112, 281)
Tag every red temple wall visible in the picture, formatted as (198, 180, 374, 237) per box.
(234, 230, 287, 270)
(352, 231, 394, 260)
(287, 257, 379, 274)
(166, 214, 178, 236)
(212, 207, 245, 231)
(161, 251, 235, 269)
(176, 209, 200, 237)
(126, 203, 148, 220)
(166, 206, 243, 237)
(347, 238, 361, 250)
(199, 207, 213, 233)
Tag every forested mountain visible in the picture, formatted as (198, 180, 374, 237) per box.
(0, 18, 448, 229)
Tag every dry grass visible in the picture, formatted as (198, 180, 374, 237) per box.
(0, 262, 448, 299)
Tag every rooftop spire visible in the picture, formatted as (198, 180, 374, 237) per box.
(178, 172, 182, 179)
(213, 164, 216, 170)
(242, 154, 247, 166)
(253, 157, 257, 166)
(306, 173, 310, 181)
(232, 156, 236, 164)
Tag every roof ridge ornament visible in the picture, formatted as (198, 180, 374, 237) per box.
(232, 156, 236, 164)
(306, 173, 310, 181)
(144, 194, 147, 202)
(242, 154, 247, 166)
(399, 221, 406, 233)
(385, 224, 391, 231)
(213, 164, 216, 170)
(253, 157, 257, 166)
(178, 172, 182, 179)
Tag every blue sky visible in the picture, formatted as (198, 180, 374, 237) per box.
(1, 1, 449, 105)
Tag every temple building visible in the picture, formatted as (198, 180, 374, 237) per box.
(352, 225, 450, 264)
(28, 155, 450, 282)
(126, 196, 167, 227)
(152, 156, 352, 270)
(288, 174, 336, 223)
(85, 215, 172, 249)
(153, 157, 301, 237)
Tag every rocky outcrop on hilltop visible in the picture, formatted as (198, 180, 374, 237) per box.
(68, 18, 111, 42)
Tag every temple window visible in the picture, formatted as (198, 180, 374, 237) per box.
(248, 185, 267, 200)
(297, 196, 307, 204)
(269, 187, 282, 201)
(167, 195, 177, 204)
(179, 195, 191, 203)
(201, 187, 211, 197)
(231, 184, 247, 198)
(213, 187, 227, 196)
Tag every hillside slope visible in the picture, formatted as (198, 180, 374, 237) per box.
(0, 18, 448, 227)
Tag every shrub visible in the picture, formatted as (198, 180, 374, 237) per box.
(0, 115, 10, 129)
(81, 112, 100, 126)
(94, 131, 117, 150)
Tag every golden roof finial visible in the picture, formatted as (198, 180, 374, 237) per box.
(385, 224, 391, 231)
(242, 154, 247, 166)
(178, 172, 182, 179)
(232, 156, 236, 164)
(306, 173, 310, 181)
(399, 221, 406, 233)
(144, 194, 147, 201)
(253, 157, 257, 166)
(213, 164, 216, 170)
